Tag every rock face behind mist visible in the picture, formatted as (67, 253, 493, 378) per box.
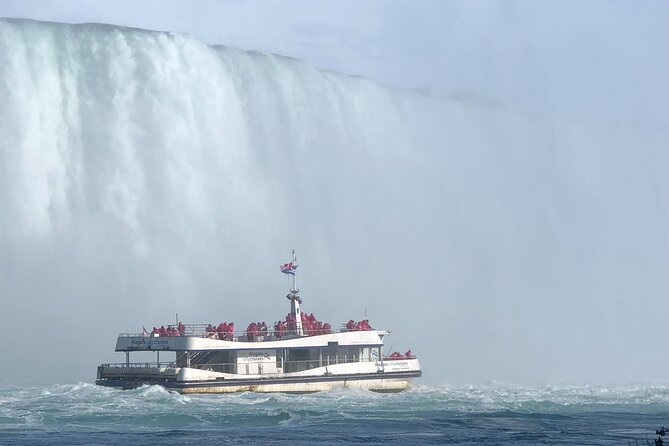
(0, 19, 667, 385)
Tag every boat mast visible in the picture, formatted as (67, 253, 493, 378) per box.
(284, 250, 303, 336)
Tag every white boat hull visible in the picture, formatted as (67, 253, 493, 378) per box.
(97, 359, 421, 394)
(178, 376, 412, 394)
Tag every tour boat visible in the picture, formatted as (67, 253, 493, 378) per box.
(95, 252, 422, 393)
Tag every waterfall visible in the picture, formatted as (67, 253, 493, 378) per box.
(0, 18, 667, 384)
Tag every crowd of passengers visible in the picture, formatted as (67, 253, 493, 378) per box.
(245, 321, 269, 341)
(205, 322, 235, 340)
(387, 350, 414, 359)
(150, 322, 185, 337)
(273, 312, 333, 339)
(206, 314, 371, 340)
(345, 319, 373, 331)
(149, 317, 376, 339)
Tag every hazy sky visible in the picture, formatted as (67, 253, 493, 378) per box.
(1, 1, 668, 386)
(2, 0, 668, 123)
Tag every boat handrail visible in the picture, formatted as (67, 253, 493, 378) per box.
(99, 362, 178, 368)
(118, 324, 385, 340)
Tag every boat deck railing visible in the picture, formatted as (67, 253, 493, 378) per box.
(100, 354, 415, 371)
(118, 323, 381, 341)
(100, 362, 178, 368)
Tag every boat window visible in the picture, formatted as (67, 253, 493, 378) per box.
(324, 347, 337, 365)
(282, 348, 320, 372)
(276, 349, 284, 370)
(340, 347, 360, 363)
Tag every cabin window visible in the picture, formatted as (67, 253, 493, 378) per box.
(345, 347, 360, 363)
(322, 347, 335, 365)
(275, 346, 378, 372)
(317, 346, 381, 364)
(276, 349, 284, 370)
(280, 348, 319, 372)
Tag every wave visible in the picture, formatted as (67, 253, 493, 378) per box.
(1, 382, 667, 446)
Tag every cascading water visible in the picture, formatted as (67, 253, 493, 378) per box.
(0, 18, 667, 385)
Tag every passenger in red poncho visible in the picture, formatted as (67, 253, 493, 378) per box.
(286, 314, 296, 333)
(246, 322, 257, 341)
(357, 319, 372, 331)
(218, 322, 228, 340)
(274, 321, 284, 338)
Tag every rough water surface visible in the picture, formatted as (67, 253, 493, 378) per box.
(1, 383, 668, 445)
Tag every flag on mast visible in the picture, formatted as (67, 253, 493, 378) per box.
(280, 261, 297, 275)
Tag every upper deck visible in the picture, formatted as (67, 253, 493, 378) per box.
(115, 325, 388, 352)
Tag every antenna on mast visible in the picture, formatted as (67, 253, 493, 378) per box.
(290, 249, 299, 294)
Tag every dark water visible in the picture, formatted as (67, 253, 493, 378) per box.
(1, 382, 667, 445)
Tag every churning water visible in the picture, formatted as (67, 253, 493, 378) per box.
(1, 383, 668, 445)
